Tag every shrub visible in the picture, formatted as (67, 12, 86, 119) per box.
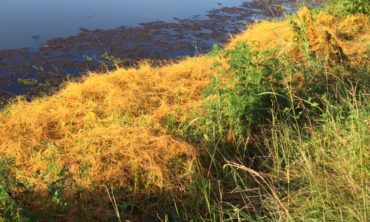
(202, 43, 288, 143)
(325, 0, 370, 15)
(0, 158, 29, 222)
(343, 0, 369, 14)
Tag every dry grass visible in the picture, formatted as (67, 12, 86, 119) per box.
(228, 8, 370, 65)
(0, 57, 213, 219)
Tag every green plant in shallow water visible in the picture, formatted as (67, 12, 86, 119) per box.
(100, 52, 125, 69)
(17, 78, 38, 87)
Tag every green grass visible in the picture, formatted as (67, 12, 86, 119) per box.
(172, 4, 370, 220)
(175, 41, 369, 220)
(189, 90, 369, 221)
(324, 0, 370, 15)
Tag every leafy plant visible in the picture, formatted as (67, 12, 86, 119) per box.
(343, 0, 369, 14)
(202, 43, 288, 142)
(46, 168, 72, 211)
(0, 158, 29, 222)
(325, 0, 370, 15)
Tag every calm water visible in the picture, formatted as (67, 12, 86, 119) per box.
(0, 0, 246, 50)
(1, 0, 307, 100)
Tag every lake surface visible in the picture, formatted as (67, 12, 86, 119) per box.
(0, 0, 311, 104)
(0, 0, 246, 50)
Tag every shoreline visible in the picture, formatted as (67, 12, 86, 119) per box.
(0, 0, 308, 105)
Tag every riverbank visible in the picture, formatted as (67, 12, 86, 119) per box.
(0, 0, 313, 106)
(0, 0, 369, 221)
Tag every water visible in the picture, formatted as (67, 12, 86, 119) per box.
(0, 0, 245, 50)
(0, 0, 306, 101)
